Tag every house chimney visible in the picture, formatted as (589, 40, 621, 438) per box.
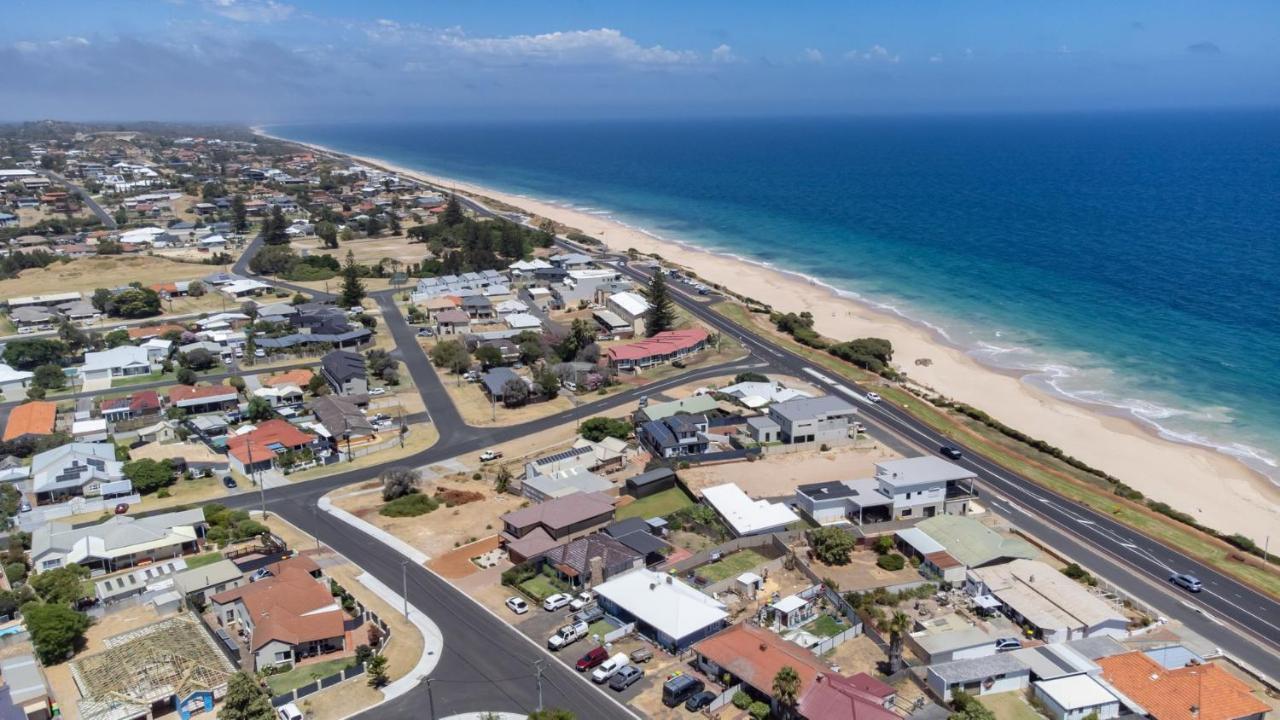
(759, 643, 767, 652)
(816, 674, 825, 684)
(589, 556, 605, 587)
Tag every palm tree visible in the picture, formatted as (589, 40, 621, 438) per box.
(887, 610, 911, 674)
(772, 665, 801, 719)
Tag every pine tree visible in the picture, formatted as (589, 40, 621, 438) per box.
(338, 250, 366, 308)
(643, 270, 676, 337)
(220, 672, 274, 720)
(231, 194, 248, 232)
(441, 195, 464, 226)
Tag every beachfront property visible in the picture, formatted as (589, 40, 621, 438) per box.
(717, 379, 812, 410)
(967, 559, 1129, 642)
(593, 568, 728, 652)
(895, 514, 1039, 583)
(636, 394, 718, 423)
(636, 413, 710, 458)
(30, 508, 206, 574)
(793, 455, 979, 526)
(606, 328, 710, 371)
(747, 394, 857, 445)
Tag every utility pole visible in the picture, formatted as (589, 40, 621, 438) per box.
(425, 677, 436, 719)
(534, 659, 544, 712)
(401, 559, 409, 618)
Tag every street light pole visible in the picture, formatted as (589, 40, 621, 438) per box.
(400, 560, 409, 618)
(534, 659, 544, 712)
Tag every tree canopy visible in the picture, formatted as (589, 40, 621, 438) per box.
(579, 417, 632, 443)
(220, 672, 276, 720)
(643, 271, 676, 337)
(810, 527, 855, 565)
(338, 250, 366, 307)
(24, 603, 90, 665)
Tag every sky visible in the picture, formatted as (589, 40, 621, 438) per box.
(3, 0, 1278, 122)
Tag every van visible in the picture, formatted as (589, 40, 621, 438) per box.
(277, 703, 303, 720)
(662, 674, 705, 707)
(590, 653, 630, 683)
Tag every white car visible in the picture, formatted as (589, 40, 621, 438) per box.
(369, 387, 387, 396)
(543, 593, 573, 611)
(277, 703, 303, 720)
(505, 596, 529, 615)
(865, 392, 882, 403)
(569, 591, 595, 612)
(254, 348, 266, 358)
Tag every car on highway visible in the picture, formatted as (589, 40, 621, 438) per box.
(608, 665, 644, 692)
(569, 591, 595, 611)
(1170, 573, 1203, 593)
(575, 647, 608, 671)
(685, 690, 716, 711)
(222, 475, 238, 489)
(505, 596, 529, 614)
(479, 450, 504, 462)
(865, 392, 882, 403)
(543, 593, 573, 611)
(940, 445, 963, 460)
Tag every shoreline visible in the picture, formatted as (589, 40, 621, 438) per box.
(253, 126, 1280, 543)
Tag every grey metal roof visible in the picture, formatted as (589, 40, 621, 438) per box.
(768, 395, 857, 424)
(876, 456, 974, 487)
(797, 480, 860, 500)
(928, 653, 1029, 683)
(321, 350, 366, 381)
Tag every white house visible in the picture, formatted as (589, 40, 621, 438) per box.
(0, 364, 35, 398)
(593, 569, 728, 651)
(1033, 675, 1123, 720)
(701, 483, 800, 537)
(968, 559, 1129, 642)
(79, 346, 156, 383)
(926, 654, 1031, 703)
(30, 442, 130, 504)
(220, 279, 270, 298)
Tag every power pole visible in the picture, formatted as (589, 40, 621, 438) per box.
(425, 677, 436, 719)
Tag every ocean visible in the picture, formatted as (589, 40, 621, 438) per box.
(270, 111, 1280, 482)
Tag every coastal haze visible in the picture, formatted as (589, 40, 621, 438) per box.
(271, 113, 1280, 539)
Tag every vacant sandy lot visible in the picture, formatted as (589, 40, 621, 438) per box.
(0, 255, 212, 298)
(680, 441, 901, 498)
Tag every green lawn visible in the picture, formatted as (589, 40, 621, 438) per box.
(518, 574, 562, 602)
(265, 657, 356, 695)
(616, 487, 695, 520)
(979, 692, 1044, 720)
(587, 619, 614, 639)
(185, 552, 224, 569)
(808, 614, 848, 638)
(697, 549, 767, 583)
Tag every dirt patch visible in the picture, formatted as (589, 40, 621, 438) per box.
(428, 536, 502, 579)
(332, 483, 523, 559)
(820, 633, 887, 677)
(810, 550, 924, 593)
(0, 255, 212, 297)
(680, 442, 902, 497)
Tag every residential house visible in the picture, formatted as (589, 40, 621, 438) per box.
(1098, 652, 1269, 720)
(0, 654, 51, 720)
(536, 534, 644, 588)
(168, 384, 239, 415)
(226, 419, 317, 476)
(0, 364, 34, 399)
(262, 368, 314, 389)
(926, 653, 1032, 702)
(29, 442, 130, 505)
(701, 483, 800, 537)
(606, 291, 649, 328)
(79, 346, 156, 383)
(504, 313, 542, 333)
(968, 559, 1129, 642)
(250, 384, 304, 408)
(606, 328, 710, 371)
(320, 350, 367, 397)
(594, 569, 727, 652)
(898, 514, 1038, 580)
(500, 491, 616, 562)
(172, 558, 246, 604)
(754, 395, 857, 445)
(434, 309, 471, 335)
(637, 414, 709, 458)
(1032, 675, 1125, 720)
(9, 307, 55, 329)
(718, 380, 812, 410)
(309, 395, 376, 456)
(460, 295, 494, 320)
(592, 309, 632, 339)
(637, 395, 718, 423)
(793, 456, 979, 527)
(2, 401, 57, 443)
(603, 517, 671, 566)
(480, 367, 525, 403)
(219, 279, 270, 298)
(30, 508, 205, 574)
(209, 558, 347, 671)
(99, 390, 162, 423)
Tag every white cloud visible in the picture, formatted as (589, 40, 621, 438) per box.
(13, 36, 91, 53)
(710, 43, 740, 64)
(844, 44, 900, 63)
(801, 48, 823, 63)
(434, 27, 697, 66)
(202, 0, 295, 23)
(929, 54, 943, 63)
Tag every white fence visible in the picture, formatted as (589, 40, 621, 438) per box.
(603, 622, 636, 643)
(17, 493, 143, 530)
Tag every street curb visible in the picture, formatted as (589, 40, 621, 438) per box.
(354, 570, 445, 698)
(318, 495, 431, 564)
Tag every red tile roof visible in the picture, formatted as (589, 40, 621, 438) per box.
(130, 390, 161, 414)
(798, 672, 898, 720)
(693, 623, 831, 701)
(1099, 652, 1270, 720)
(263, 369, 314, 388)
(209, 565, 344, 650)
(606, 328, 709, 362)
(3, 401, 57, 441)
(168, 384, 238, 405)
(227, 418, 315, 465)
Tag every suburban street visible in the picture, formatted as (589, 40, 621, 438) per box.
(211, 190, 1279, 716)
(34, 169, 117, 229)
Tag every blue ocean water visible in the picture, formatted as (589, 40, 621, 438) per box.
(270, 112, 1280, 481)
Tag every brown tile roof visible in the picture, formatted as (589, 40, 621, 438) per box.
(226, 419, 314, 465)
(693, 623, 830, 700)
(1098, 651, 1270, 720)
(209, 566, 344, 650)
(263, 368, 314, 388)
(168, 383, 238, 404)
(500, 491, 615, 533)
(3, 401, 57, 441)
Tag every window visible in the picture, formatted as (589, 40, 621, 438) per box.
(274, 651, 291, 662)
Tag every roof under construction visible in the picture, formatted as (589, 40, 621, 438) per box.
(70, 613, 235, 720)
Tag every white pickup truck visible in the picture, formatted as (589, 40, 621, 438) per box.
(547, 620, 590, 650)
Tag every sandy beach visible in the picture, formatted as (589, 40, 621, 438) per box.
(260, 129, 1280, 543)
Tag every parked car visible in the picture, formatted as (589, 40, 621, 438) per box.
(628, 647, 653, 664)
(575, 647, 608, 672)
(368, 387, 387, 396)
(113, 503, 129, 515)
(662, 675, 705, 707)
(249, 568, 273, 582)
(685, 690, 716, 711)
(222, 475, 238, 489)
(1170, 573, 1203, 592)
(569, 591, 595, 611)
(994, 637, 1022, 652)
(277, 703, 303, 720)
(939, 445, 963, 460)
(505, 596, 529, 614)
(608, 665, 644, 691)
(417, 327, 434, 337)
(254, 348, 266, 358)
(479, 450, 504, 462)
(18, 501, 31, 513)
(548, 621, 590, 650)
(590, 653, 630, 683)
(865, 392, 882, 403)
(543, 593, 573, 611)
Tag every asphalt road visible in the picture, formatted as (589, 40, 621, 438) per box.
(36, 169, 116, 229)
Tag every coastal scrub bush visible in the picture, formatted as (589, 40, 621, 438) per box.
(380, 494, 438, 517)
(1063, 563, 1098, 586)
(773, 311, 828, 349)
(876, 553, 906, 571)
(579, 416, 632, 442)
(810, 527, 856, 565)
(732, 691, 752, 710)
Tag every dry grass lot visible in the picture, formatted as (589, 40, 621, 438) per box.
(16, 205, 93, 226)
(809, 549, 924, 593)
(291, 234, 425, 269)
(680, 442, 901, 497)
(0, 255, 213, 298)
(284, 423, 439, 483)
(437, 370, 578, 427)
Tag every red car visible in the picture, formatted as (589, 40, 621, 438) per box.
(575, 647, 608, 672)
(114, 503, 130, 515)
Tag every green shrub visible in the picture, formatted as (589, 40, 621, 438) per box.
(732, 691, 752, 710)
(748, 701, 771, 720)
(380, 494, 439, 517)
(876, 553, 905, 571)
